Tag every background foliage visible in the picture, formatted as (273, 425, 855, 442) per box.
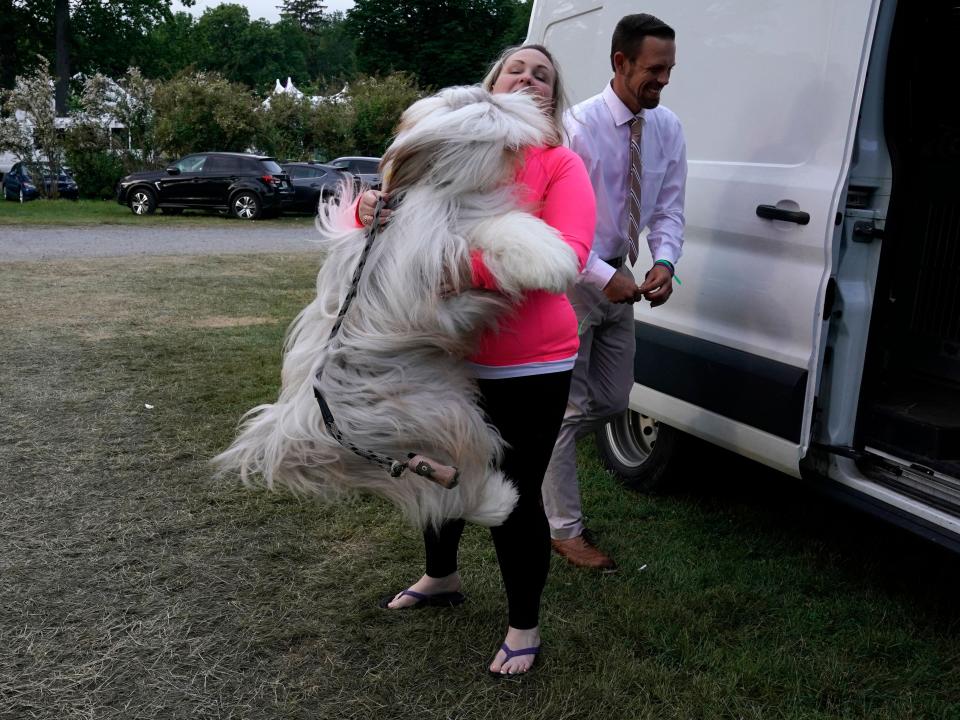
(1, 0, 533, 196)
(3, 0, 532, 95)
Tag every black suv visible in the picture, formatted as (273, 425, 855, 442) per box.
(116, 152, 293, 219)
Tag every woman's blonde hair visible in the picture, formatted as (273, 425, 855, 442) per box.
(481, 43, 567, 147)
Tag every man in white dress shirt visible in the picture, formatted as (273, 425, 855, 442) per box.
(543, 13, 686, 570)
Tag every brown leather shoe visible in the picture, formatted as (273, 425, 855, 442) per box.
(551, 534, 617, 572)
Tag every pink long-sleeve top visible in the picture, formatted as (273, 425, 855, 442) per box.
(468, 145, 595, 375)
(353, 144, 595, 376)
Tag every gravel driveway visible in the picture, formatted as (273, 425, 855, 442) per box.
(0, 223, 321, 261)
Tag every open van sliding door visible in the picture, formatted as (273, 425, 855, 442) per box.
(528, 0, 882, 478)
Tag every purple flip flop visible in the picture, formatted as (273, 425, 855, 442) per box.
(377, 588, 466, 610)
(489, 642, 541, 677)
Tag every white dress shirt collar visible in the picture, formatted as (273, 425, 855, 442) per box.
(602, 82, 643, 128)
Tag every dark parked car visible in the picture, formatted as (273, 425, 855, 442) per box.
(116, 152, 293, 219)
(329, 156, 382, 189)
(281, 162, 354, 214)
(3, 162, 79, 201)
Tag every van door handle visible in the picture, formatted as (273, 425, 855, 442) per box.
(756, 204, 810, 225)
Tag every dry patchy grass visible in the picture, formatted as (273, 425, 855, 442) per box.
(1, 253, 959, 720)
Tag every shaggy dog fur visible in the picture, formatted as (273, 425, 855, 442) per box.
(214, 86, 579, 529)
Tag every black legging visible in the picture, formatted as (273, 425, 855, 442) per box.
(423, 370, 572, 629)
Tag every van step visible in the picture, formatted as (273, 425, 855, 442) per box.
(862, 448, 960, 516)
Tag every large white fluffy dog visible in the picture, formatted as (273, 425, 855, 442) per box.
(214, 86, 579, 529)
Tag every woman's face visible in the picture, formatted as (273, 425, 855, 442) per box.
(490, 48, 556, 104)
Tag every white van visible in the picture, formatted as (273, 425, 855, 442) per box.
(528, 0, 960, 550)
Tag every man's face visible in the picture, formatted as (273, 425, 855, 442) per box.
(612, 36, 676, 113)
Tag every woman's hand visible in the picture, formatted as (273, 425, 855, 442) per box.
(358, 189, 392, 227)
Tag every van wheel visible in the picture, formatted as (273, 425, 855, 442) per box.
(231, 191, 261, 220)
(594, 410, 683, 492)
(129, 188, 156, 215)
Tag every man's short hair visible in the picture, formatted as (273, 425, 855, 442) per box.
(610, 13, 675, 70)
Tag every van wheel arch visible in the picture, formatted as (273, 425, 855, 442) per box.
(594, 410, 686, 492)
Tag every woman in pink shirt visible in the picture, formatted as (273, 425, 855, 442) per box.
(363, 45, 595, 676)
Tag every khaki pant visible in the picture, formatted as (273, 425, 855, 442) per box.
(542, 267, 637, 539)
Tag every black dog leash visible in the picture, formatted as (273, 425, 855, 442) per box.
(313, 198, 460, 488)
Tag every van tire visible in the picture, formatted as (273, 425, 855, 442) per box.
(594, 410, 683, 493)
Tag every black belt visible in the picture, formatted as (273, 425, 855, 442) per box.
(605, 256, 625, 269)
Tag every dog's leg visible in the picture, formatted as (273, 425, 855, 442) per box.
(468, 212, 579, 299)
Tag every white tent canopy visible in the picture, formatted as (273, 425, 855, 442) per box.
(261, 77, 348, 109)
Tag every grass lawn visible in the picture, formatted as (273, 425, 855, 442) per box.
(0, 197, 315, 227)
(1, 252, 958, 719)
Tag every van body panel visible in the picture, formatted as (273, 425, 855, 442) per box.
(628, 384, 801, 478)
(529, 0, 882, 474)
(633, 321, 806, 443)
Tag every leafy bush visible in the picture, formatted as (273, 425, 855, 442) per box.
(64, 147, 125, 199)
(257, 72, 421, 162)
(255, 92, 311, 161)
(0, 57, 67, 197)
(348, 73, 422, 157)
(153, 72, 257, 156)
(302, 94, 354, 161)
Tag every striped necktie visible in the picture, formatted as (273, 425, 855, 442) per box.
(626, 114, 644, 264)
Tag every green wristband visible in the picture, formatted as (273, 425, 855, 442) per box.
(655, 259, 681, 285)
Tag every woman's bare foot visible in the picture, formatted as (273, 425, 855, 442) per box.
(489, 625, 541, 675)
(385, 572, 461, 609)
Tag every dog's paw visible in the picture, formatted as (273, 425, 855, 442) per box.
(470, 212, 579, 298)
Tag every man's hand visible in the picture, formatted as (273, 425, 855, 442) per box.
(603, 272, 643, 304)
(638, 264, 674, 307)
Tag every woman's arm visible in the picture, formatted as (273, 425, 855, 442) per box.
(537, 147, 596, 272)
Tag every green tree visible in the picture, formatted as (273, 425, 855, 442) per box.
(68, 0, 188, 79)
(5, 0, 191, 90)
(139, 11, 200, 80)
(190, 6, 312, 93)
(345, 0, 525, 89)
(54, 0, 69, 114)
(278, 0, 327, 34)
(193, 4, 252, 84)
(152, 71, 257, 157)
